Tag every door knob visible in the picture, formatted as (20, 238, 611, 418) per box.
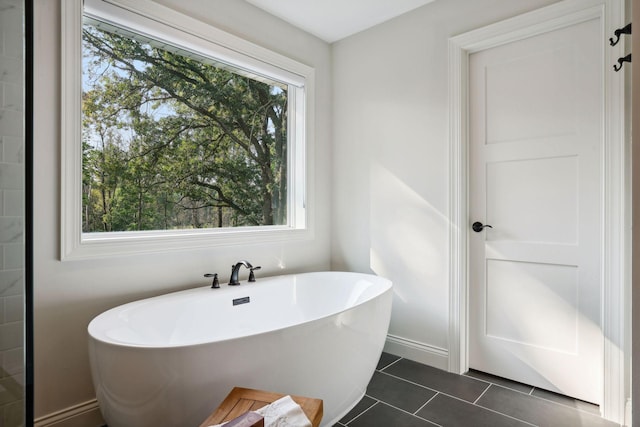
(472, 221, 493, 232)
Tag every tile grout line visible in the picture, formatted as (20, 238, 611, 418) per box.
(528, 386, 601, 416)
(485, 377, 600, 417)
(465, 371, 535, 396)
(473, 403, 539, 427)
(380, 372, 544, 427)
(378, 356, 403, 372)
(464, 387, 538, 427)
(355, 395, 442, 426)
(376, 355, 609, 425)
(342, 397, 379, 426)
(378, 369, 496, 403)
(466, 368, 602, 416)
(372, 371, 536, 426)
(376, 370, 446, 395)
(414, 391, 440, 415)
(390, 372, 541, 427)
(418, 384, 538, 427)
(372, 399, 443, 427)
(473, 382, 492, 405)
(488, 382, 607, 420)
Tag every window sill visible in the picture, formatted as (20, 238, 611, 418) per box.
(61, 227, 313, 261)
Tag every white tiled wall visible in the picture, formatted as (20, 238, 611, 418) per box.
(0, 0, 25, 426)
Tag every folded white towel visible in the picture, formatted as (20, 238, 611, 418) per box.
(255, 395, 312, 427)
(210, 395, 312, 427)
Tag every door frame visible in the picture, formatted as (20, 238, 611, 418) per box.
(447, 0, 628, 423)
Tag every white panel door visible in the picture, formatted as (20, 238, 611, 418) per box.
(469, 18, 602, 404)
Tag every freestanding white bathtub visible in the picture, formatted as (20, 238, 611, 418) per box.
(88, 271, 393, 427)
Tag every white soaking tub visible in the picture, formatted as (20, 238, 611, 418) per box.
(88, 271, 393, 427)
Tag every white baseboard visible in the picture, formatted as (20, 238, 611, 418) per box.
(34, 399, 104, 427)
(384, 334, 449, 370)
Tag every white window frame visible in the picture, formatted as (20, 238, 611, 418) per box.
(60, 0, 315, 260)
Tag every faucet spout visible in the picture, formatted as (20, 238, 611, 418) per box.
(229, 260, 253, 286)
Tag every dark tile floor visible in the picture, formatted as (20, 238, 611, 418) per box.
(335, 352, 621, 427)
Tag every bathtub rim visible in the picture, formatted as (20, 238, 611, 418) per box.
(87, 271, 393, 350)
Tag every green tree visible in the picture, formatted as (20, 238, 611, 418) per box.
(81, 22, 288, 232)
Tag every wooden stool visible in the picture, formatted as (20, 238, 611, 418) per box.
(199, 387, 323, 427)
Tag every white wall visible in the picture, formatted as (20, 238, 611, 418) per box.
(331, 0, 562, 366)
(33, 0, 331, 421)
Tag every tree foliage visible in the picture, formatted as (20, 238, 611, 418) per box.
(81, 22, 288, 232)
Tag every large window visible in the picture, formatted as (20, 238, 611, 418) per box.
(61, 0, 313, 259)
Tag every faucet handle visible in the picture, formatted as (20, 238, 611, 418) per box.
(204, 273, 220, 289)
(248, 266, 261, 282)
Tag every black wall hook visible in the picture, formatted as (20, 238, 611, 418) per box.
(610, 23, 631, 46)
(613, 54, 631, 72)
